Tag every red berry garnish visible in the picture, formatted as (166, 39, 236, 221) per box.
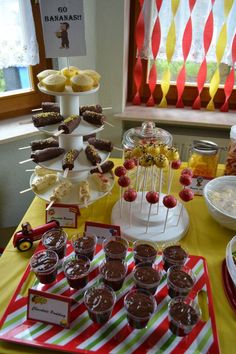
(181, 168, 193, 177)
(171, 160, 182, 170)
(163, 195, 177, 208)
(146, 191, 159, 204)
(118, 175, 131, 187)
(179, 188, 194, 202)
(115, 166, 127, 177)
(123, 159, 136, 170)
(179, 174, 192, 186)
(123, 188, 137, 202)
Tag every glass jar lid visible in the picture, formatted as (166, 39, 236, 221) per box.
(192, 140, 219, 155)
(122, 121, 173, 150)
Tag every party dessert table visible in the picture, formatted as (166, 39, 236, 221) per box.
(0, 158, 235, 354)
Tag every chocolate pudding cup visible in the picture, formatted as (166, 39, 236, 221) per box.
(133, 262, 162, 295)
(124, 289, 156, 329)
(63, 255, 90, 289)
(84, 284, 116, 324)
(100, 259, 127, 291)
(72, 233, 97, 261)
(168, 296, 200, 336)
(103, 237, 129, 261)
(167, 265, 195, 298)
(30, 250, 58, 284)
(162, 244, 188, 272)
(42, 228, 67, 260)
(133, 240, 158, 265)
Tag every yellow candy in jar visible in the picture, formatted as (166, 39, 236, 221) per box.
(166, 147, 179, 161)
(147, 143, 160, 157)
(154, 154, 168, 168)
(188, 153, 218, 178)
(140, 154, 154, 167)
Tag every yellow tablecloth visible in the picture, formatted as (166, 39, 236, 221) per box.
(0, 159, 235, 354)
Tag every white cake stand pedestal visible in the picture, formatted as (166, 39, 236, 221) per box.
(111, 192, 189, 243)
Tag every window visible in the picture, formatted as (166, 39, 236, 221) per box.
(0, 0, 53, 119)
(128, 0, 236, 111)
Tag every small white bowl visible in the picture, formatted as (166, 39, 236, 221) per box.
(226, 236, 236, 287)
(203, 176, 236, 231)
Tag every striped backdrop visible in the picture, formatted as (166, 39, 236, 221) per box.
(0, 243, 220, 354)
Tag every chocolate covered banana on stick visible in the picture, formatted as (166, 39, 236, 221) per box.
(42, 102, 60, 113)
(87, 137, 113, 152)
(19, 137, 59, 151)
(82, 111, 105, 126)
(57, 115, 81, 135)
(90, 160, 114, 174)
(31, 147, 65, 163)
(85, 144, 102, 166)
(62, 149, 80, 177)
(32, 112, 63, 127)
(80, 104, 102, 115)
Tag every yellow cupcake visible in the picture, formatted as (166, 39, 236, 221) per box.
(80, 69, 101, 87)
(71, 73, 94, 92)
(60, 66, 80, 85)
(37, 69, 59, 82)
(42, 74, 66, 92)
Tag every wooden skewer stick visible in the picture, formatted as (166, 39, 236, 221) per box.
(163, 209, 170, 233)
(104, 121, 114, 127)
(54, 130, 64, 137)
(46, 200, 54, 211)
(114, 146, 123, 152)
(31, 108, 42, 112)
(19, 146, 31, 150)
(25, 169, 35, 172)
(63, 168, 69, 178)
(19, 119, 33, 125)
(19, 158, 34, 164)
(102, 106, 112, 111)
(20, 187, 32, 194)
(96, 164, 103, 173)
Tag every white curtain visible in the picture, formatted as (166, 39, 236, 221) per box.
(141, 0, 236, 66)
(0, 0, 39, 69)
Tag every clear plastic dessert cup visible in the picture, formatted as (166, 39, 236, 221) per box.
(103, 236, 129, 261)
(124, 289, 156, 329)
(162, 243, 188, 272)
(42, 228, 68, 260)
(63, 254, 90, 289)
(133, 262, 162, 295)
(84, 284, 116, 324)
(72, 232, 97, 261)
(133, 240, 158, 265)
(167, 265, 196, 298)
(168, 296, 201, 336)
(30, 249, 59, 284)
(99, 259, 127, 291)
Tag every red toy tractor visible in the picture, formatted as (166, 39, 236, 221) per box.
(13, 220, 60, 252)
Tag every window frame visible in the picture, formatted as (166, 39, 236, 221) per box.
(127, 0, 236, 110)
(0, 0, 53, 120)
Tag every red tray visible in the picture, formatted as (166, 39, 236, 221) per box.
(222, 259, 236, 314)
(0, 243, 220, 354)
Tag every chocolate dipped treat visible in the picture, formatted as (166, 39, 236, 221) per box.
(72, 233, 97, 260)
(80, 104, 102, 115)
(30, 250, 58, 284)
(167, 265, 195, 298)
(31, 147, 65, 163)
(42, 228, 67, 259)
(100, 259, 127, 291)
(42, 102, 60, 113)
(63, 255, 90, 289)
(82, 111, 105, 126)
(133, 264, 162, 295)
(168, 297, 200, 336)
(85, 144, 102, 165)
(87, 137, 113, 152)
(103, 237, 128, 261)
(62, 149, 80, 171)
(31, 137, 59, 151)
(90, 160, 114, 174)
(58, 115, 81, 134)
(133, 240, 157, 265)
(32, 112, 63, 127)
(124, 289, 156, 329)
(162, 245, 188, 271)
(84, 285, 116, 324)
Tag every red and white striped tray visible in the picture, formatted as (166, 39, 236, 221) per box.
(0, 243, 220, 353)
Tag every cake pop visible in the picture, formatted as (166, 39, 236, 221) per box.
(177, 188, 194, 225)
(118, 175, 131, 188)
(162, 195, 177, 233)
(115, 166, 127, 177)
(167, 160, 182, 194)
(145, 192, 160, 233)
(179, 174, 192, 187)
(124, 188, 137, 227)
(181, 168, 193, 177)
(123, 159, 136, 170)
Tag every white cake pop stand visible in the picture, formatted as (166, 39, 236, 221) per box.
(111, 192, 189, 243)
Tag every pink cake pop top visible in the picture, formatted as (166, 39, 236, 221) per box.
(123, 159, 136, 170)
(181, 168, 193, 177)
(163, 195, 177, 208)
(115, 166, 127, 177)
(179, 174, 192, 186)
(124, 188, 137, 202)
(171, 160, 182, 170)
(118, 175, 131, 187)
(179, 188, 194, 202)
(146, 191, 159, 204)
